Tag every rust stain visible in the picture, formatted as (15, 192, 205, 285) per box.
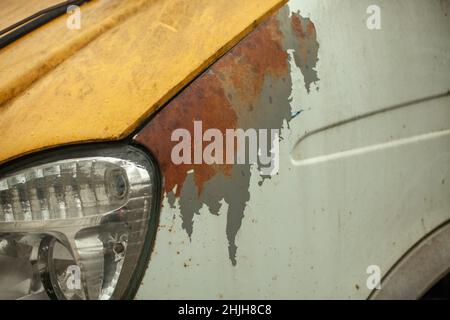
(137, 72, 237, 196)
(216, 16, 289, 108)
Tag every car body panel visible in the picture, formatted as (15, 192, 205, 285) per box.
(133, 0, 450, 299)
(0, 0, 286, 164)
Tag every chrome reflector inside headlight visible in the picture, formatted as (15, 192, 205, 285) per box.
(0, 145, 159, 300)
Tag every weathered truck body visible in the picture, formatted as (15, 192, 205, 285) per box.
(0, 0, 449, 299)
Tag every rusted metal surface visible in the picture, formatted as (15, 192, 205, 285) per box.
(135, 6, 320, 265)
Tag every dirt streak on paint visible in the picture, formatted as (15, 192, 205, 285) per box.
(135, 6, 320, 265)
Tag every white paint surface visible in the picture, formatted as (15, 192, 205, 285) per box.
(136, 0, 450, 299)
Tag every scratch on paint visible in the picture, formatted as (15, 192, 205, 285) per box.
(292, 109, 303, 119)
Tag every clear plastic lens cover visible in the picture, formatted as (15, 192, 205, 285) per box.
(0, 145, 159, 300)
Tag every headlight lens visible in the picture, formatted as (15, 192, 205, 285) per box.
(0, 145, 159, 300)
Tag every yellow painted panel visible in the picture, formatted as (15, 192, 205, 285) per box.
(0, 0, 286, 164)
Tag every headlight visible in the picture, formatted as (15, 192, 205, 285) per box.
(0, 145, 160, 300)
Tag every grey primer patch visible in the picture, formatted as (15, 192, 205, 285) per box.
(203, 166, 251, 265)
(178, 8, 320, 265)
(167, 190, 177, 209)
(179, 172, 202, 239)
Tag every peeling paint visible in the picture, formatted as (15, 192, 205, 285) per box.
(135, 5, 320, 265)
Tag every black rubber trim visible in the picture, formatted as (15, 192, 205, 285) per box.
(0, 0, 91, 50)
